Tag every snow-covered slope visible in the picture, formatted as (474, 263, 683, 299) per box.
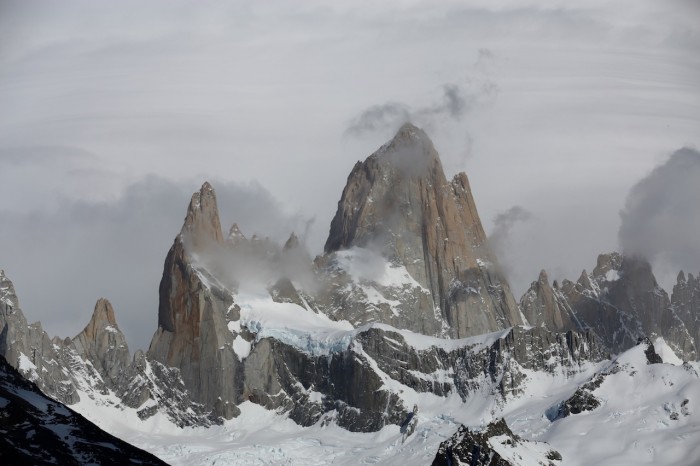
(63, 338, 700, 466)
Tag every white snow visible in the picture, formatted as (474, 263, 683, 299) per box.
(60, 338, 700, 466)
(18, 353, 36, 372)
(237, 292, 354, 356)
(371, 323, 512, 352)
(533, 346, 700, 465)
(334, 247, 427, 291)
(18, 353, 39, 382)
(653, 337, 684, 365)
(232, 335, 251, 361)
(605, 269, 620, 282)
(227, 319, 241, 333)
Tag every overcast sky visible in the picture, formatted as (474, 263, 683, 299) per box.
(1, 0, 699, 351)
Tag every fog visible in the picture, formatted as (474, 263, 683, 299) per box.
(1, 0, 698, 348)
(619, 147, 700, 289)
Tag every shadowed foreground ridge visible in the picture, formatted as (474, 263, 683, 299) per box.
(0, 354, 167, 466)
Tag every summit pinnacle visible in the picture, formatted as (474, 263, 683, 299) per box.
(324, 123, 521, 338)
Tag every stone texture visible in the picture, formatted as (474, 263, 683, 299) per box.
(523, 253, 698, 360)
(520, 270, 576, 332)
(72, 298, 130, 389)
(0, 270, 208, 427)
(431, 418, 561, 466)
(148, 182, 242, 420)
(547, 374, 604, 421)
(0, 270, 80, 404)
(672, 271, 700, 355)
(143, 179, 608, 429)
(323, 123, 521, 338)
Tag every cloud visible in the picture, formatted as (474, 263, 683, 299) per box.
(619, 147, 700, 280)
(344, 102, 412, 137)
(489, 206, 534, 249)
(0, 0, 698, 346)
(486, 206, 537, 284)
(0, 176, 311, 352)
(345, 81, 498, 137)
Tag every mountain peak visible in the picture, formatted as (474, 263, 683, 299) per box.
(181, 181, 224, 247)
(93, 298, 117, 324)
(376, 122, 440, 177)
(324, 125, 521, 337)
(284, 232, 300, 251)
(393, 121, 424, 141)
(678, 270, 687, 284)
(79, 298, 120, 342)
(72, 298, 130, 388)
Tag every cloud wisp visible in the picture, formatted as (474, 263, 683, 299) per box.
(345, 81, 498, 137)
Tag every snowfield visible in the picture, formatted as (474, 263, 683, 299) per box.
(65, 332, 700, 466)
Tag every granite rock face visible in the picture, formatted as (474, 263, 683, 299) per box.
(0, 269, 210, 427)
(72, 298, 130, 390)
(672, 271, 700, 355)
(521, 270, 575, 332)
(147, 182, 241, 420)
(0, 270, 80, 404)
(6, 123, 697, 446)
(323, 123, 522, 338)
(134, 176, 608, 429)
(522, 253, 698, 359)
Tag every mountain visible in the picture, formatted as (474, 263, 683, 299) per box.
(322, 122, 522, 337)
(1, 123, 700, 464)
(521, 252, 698, 359)
(0, 269, 216, 429)
(0, 353, 166, 465)
(431, 418, 562, 466)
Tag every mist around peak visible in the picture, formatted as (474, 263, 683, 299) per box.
(619, 147, 700, 289)
(183, 222, 319, 298)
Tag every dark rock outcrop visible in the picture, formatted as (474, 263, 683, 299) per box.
(548, 374, 605, 421)
(432, 418, 561, 466)
(638, 336, 663, 364)
(0, 354, 167, 466)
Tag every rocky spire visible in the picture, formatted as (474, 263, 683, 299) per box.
(181, 181, 223, 248)
(149, 182, 241, 420)
(227, 223, 246, 246)
(0, 269, 22, 310)
(72, 298, 130, 388)
(532, 252, 698, 359)
(672, 269, 700, 357)
(323, 122, 521, 338)
(283, 232, 300, 251)
(0, 270, 80, 404)
(520, 270, 575, 332)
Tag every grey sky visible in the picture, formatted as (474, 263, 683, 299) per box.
(0, 0, 698, 350)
